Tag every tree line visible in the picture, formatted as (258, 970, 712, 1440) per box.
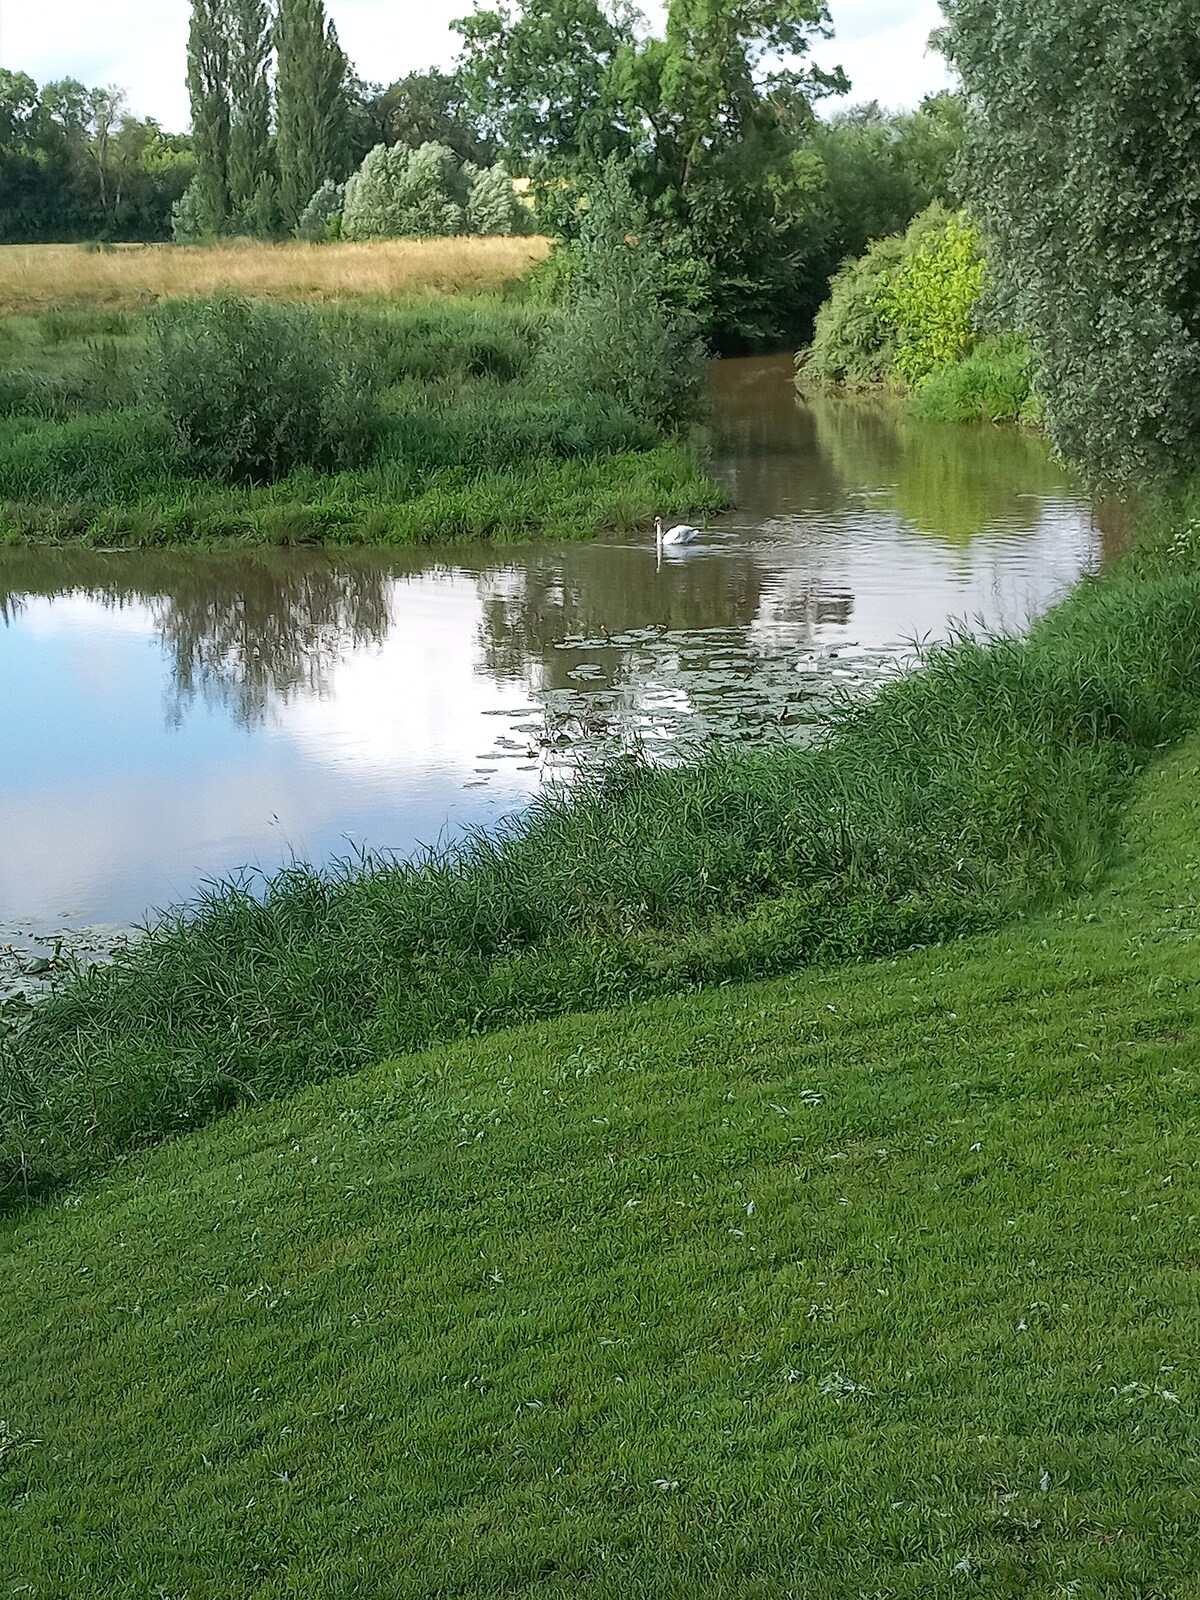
(0, 71, 194, 241)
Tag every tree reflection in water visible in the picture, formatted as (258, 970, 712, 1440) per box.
(0, 549, 396, 728)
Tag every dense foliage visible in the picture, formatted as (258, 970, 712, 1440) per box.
(453, 1, 962, 347)
(340, 141, 529, 240)
(803, 207, 992, 391)
(535, 162, 707, 431)
(0, 70, 194, 242)
(145, 295, 378, 481)
(944, 0, 1200, 481)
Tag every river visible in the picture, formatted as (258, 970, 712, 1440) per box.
(0, 355, 1108, 959)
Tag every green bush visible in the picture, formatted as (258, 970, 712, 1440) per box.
(342, 142, 467, 240)
(465, 162, 529, 236)
(295, 180, 345, 242)
(884, 210, 985, 386)
(144, 296, 380, 483)
(535, 163, 707, 433)
(802, 206, 987, 394)
(800, 233, 907, 389)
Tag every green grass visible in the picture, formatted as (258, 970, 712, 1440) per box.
(909, 336, 1040, 425)
(5, 512, 1199, 1198)
(0, 299, 724, 547)
(2, 725, 1199, 1596)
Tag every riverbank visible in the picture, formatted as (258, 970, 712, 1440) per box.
(0, 295, 724, 549)
(3, 700, 1199, 1593)
(4, 489, 1198, 1199)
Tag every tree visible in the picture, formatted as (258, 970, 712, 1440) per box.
(453, 0, 635, 172)
(466, 162, 527, 234)
(944, 0, 1200, 481)
(84, 86, 127, 223)
(371, 70, 497, 167)
(453, 0, 847, 347)
(342, 142, 467, 240)
(187, 0, 232, 233)
(535, 159, 707, 430)
(275, 0, 352, 230)
(227, 0, 275, 232)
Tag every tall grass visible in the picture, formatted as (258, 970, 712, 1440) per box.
(908, 334, 1039, 424)
(0, 238, 550, 315)
(5, 527, 1199, 1198)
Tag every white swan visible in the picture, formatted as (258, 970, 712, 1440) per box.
(654, 515, 700, 547)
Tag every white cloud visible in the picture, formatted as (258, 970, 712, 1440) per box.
(3, 0, 951, 131)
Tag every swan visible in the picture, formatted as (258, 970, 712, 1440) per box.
(654, 515, 700, 547)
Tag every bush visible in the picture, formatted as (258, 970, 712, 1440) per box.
(342, 142, 467, 240)
(295, 180, 345, 242)
(884, 210, 985, 386)
(535, 162, 707, 433)
(465, 163, 529, 236)
(800, 233, 907, 389)
(802, 206, 988, 395)
(145, 296, 380, 483)
(170, 177, 206, 244)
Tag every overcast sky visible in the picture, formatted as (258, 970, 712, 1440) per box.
(2, 1, 952, 132)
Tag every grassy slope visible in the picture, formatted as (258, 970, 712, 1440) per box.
(2, 734, 1198, 1598)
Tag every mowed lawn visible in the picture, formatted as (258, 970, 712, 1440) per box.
(2, 738, 1199, 1598)
(0, 236, 550, 314)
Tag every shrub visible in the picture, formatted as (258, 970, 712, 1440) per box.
(295, 180, 345, 242)
(145, 296, 379, 483)
(884, 210, 985, 386)
(908, 335, 1038, 424)
(802, 206, 988, 394)
(170, 177, 206, 244)
(535, 162, 707, 433)
(465, 163, 528, 236)
(801, 233, 907, 389)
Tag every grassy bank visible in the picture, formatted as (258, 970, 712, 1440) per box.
(0, 237, 551, 315)
(5, 500, 1199, 1198)
(2, 719, 1198, 1595)
(0, 297, 723, 547)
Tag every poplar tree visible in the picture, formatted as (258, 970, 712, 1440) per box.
(227, 0, 275, 232)
(186, 0, 232, 233)
(275, 0, 350, 229)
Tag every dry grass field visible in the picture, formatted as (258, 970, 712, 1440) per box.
(0, 235, 551, 313)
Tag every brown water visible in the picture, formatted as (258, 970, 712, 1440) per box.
(0, 356, 1107, 940)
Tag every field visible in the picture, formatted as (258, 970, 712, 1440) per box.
(0, 236, 552, 314)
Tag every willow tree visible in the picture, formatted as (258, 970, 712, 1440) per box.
(944, 0, 1200, 482)
(275, 0, 351, 229)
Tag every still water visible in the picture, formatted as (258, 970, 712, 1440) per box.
(0, 356, 1106, 935)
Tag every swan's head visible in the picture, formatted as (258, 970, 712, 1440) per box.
(654, 516, 663, 539)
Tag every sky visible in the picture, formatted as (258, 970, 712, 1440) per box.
(2, 0, 952, 132)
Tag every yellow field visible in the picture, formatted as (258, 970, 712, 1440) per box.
(0, 236, 551, 313)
